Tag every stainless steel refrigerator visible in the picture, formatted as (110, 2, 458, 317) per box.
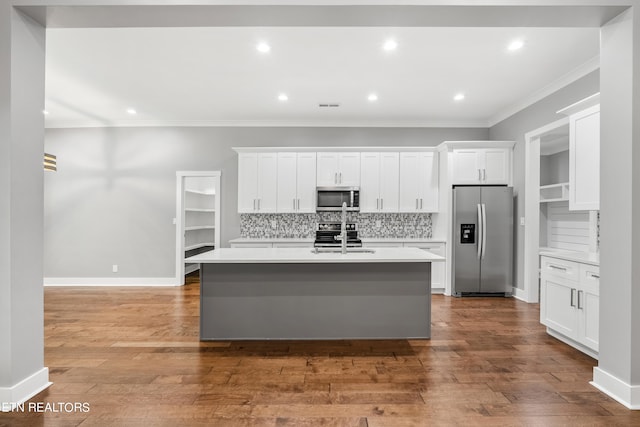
(452, 186, 513, 296)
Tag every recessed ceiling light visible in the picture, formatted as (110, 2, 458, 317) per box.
(42, 110, 49, 115)
(368, 93, 378, 102)
(508, 39, 525, 51)
(382, 39, 397, 51)
(126, 108, 137, 115)
(453, 93, 465, 101)
(256, 42, 271, 53)
(278, 93, 288, 102)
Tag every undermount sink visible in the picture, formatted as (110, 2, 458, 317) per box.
(311, 248, 376, 254)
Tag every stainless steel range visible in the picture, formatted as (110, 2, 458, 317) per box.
(313, 222, 362, 248)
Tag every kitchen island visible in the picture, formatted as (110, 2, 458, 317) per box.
(186, 247, 444, 340)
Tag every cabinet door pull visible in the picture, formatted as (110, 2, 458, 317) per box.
(416, 198, 419, 209)
(483, 168, 486, 181)
(258, 199, 261, 210)
(549, 264, 567, 271)
(570, 288, 576, 307)
(253, 199, 256, 210)
(420, 198, 423, 209)
(381, 198, 384, 210)
(577, 290, 584, 309)
(334, 172, 338, 184)
(590, 273, 600, 279)
(377, 198, 379, 210)
(297, 199, 300, 210)
(339, 172, 342, 184)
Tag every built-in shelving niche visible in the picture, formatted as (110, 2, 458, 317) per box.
(176, 172, 221, 283)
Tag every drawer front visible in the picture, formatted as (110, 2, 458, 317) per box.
(363, 242, 404, 248)
(541, 256, 580, 281)
(272, 242, 313, 248)
(579, 263, 600, 295)
(230, 242, 273, 248)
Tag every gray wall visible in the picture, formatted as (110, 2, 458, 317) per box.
(489, 70, 599, 289)
(0, 5, 46, 389)
(44, 126, 488, 279)
(540, 150, 569, 186)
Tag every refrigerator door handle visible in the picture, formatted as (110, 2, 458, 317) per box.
(481, 203, 487, 259)
(477, 204, 482, 259)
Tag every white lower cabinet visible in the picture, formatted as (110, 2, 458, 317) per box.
(540, 256, 599, 357)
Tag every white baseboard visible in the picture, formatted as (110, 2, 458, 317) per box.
(0, 367, 51, 411)
(591, 367, 640, 410)
(512, 286, 528, 302)
(44, 277, 179, 286)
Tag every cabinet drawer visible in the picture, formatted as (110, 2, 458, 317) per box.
(540, 256, 580, 281)
(363, 242, 404, 248)
(579, 263, 600, 293)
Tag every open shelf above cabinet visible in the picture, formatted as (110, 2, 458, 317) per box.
(540, 182, 569, 203)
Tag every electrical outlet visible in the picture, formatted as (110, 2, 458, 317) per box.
(112, 264, 118, 273)
(172, 217, 176, 225)
(271, 220, 277, 229)
(520, 217, 525, 226)
(376, 220, 382, 228)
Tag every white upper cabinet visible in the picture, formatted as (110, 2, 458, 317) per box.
(238, 152, 277, 213)
(569, 105, 600, 211)
(360, 152, 400, 213)
(316, 152, 361, 186)
(399, 152, 439, 212)
(277, 152, 317, 213)
(452, 148, 510, 185)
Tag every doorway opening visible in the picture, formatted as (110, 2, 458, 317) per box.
(175, 171, 221, 285)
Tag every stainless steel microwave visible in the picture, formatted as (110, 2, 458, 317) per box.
(316, 187, 360, 212)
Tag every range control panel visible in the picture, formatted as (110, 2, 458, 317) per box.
(460, 224, 475, 244)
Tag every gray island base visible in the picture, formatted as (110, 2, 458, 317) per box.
(188, 247, 442, 340)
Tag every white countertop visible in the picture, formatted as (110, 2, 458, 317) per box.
(228, 237, 445, 244)
(539, 247, 599, 266)
(187, 247, 445, 264)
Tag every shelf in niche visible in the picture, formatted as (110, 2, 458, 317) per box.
(540, 182, 569, 203)
(185, 189, 215, 196)
(185, 243, 215, 251)
(185, 208, 216, 212)
(185, 225, 215, 231)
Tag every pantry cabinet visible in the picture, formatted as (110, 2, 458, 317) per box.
(568, 105, 600, 211)
(360, 152, 400, 213)
(276, 152, 317, 213)
(237, 152, 277, 213)
(540, 255, 599, 357)
(316, 152, 361, 186)
(452, 148, 510, 185)
(398, 152, 438, 212)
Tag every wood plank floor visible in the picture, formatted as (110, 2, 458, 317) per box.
(2, 274, 639, 426)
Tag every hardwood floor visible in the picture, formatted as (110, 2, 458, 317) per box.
(2, 274, 638, 426)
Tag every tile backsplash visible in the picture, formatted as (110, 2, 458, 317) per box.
(240, 212, 432, 239)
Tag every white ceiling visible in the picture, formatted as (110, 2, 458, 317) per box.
(44, 26, 599, 129)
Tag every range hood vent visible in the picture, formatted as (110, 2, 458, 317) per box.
(318, 103, 341, 108)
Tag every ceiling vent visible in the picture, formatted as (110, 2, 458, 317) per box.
(318, 103, 341, 108)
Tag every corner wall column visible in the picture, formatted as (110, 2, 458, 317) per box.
(593, 7, 640, 409)
(0, 4, 50, 406)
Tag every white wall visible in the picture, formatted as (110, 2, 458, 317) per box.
(44, 126, 488, 279)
